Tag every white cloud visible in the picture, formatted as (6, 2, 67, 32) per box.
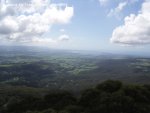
(58, 34, 70, 41)
(30, 34, 70, 46)
(129, 0, 139, 4)
(0, 16, 19, 34)
(32, 37, 57, 44)
(98, 0, 138, 6)
(108, 2, 127, 19)
(0, 0, 74, 44)
(99, 0, 109, 6)
(60, 29, 65, 33)
(110, 0, 150, 45)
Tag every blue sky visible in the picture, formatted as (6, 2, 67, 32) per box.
(0, 0, 150, 54)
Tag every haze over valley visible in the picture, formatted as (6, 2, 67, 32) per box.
(0, 0, 150, 113)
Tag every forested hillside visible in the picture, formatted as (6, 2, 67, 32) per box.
(0, 47, 150, 113)
(1, 80, 150, 113)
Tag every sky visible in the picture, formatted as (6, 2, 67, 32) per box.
(0, 0, 150, 54)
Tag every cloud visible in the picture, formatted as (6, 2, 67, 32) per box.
(110, 0, 150, 45)
(99, 0, 109, 6)
(129, 0, 139, 4)
(31, 37, 57, 44)
(98, 0, 138, 6)
(60, 29, 65, 33)
(0, 0, 74, 44)
(58, 34, 70, 41)
(108, 2, 127, 19)
(30, 34, 70, 46)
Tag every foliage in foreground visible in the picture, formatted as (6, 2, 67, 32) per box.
(1, 80, 150, 113)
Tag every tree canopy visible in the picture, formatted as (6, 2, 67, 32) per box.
(1, 80, 150, 113)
